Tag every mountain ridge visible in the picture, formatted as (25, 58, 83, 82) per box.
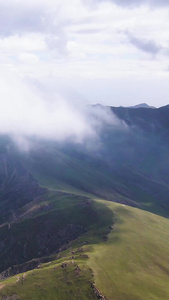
(0, 103, 169, 299)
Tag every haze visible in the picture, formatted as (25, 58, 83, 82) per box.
(0, 0, 169, 145)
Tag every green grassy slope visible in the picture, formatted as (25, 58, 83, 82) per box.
(88, 201, 169, 300)
(0, 196, 113, 300)
(0, 258, 97, 300)
(1, 199, 169, 299)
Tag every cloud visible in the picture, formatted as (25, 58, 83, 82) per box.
(118, 0, 169, 7)
(45, 32, 69, 56)
(0, 70, 91, 142)
(0, 2, 44, 36)
(0, 34, 46, 53)
(0, 0, 169, 109)
(18, 53, 39, 64)
(126, 32, 162, 55)
(0, 1, 85, 38)
(0, 68, 121, 150)
(0, 1, 86, 59)
(88, 0, 169, 8)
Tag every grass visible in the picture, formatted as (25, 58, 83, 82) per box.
(0, 258, 97, 300)
(88, 200, 169, 300)
(0, 191, 101, 272)
(1, 148, 169, 300)
(0, 197, 114, 300)
(0, 195, 114, 300)
(1, 198, 169, 299)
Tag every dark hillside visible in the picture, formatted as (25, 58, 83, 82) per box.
(1, 105, 169, 218)
(0, 191, 112, 273)
(111, 105, 169, 134)
(0, 152, 45, 224)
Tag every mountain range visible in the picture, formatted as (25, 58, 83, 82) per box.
(0, 104, 169, 299)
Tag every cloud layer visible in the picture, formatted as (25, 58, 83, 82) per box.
(0, 0, 169, 131)
(0, 69, 121, 150)
(90, 0, 169, 7)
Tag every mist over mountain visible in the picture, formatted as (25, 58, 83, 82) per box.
(25, 104, 169, 217)
(1, 103, 169, 299)
(1, 104, 169, 216)
(0, 73, 123, 151)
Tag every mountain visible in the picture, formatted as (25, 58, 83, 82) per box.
(1, 201, 169, 300)
(129, 102, 155, 109)
(110, 104, 169, 132)
(16, 104, 169, 217)
(1, 104, 169, 299)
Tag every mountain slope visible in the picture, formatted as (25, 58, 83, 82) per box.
(2, 105, 169, 218)
(1, 104, 169, 299)
(0, 152, 45, 224)
(1, 200, 169, 300)
(89, 201, 169, 300)
(0, 191, 105, 273)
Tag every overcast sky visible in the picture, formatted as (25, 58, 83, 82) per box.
(1, 0, 169, 110)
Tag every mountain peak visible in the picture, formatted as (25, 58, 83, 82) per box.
(129, 103, 155, 109)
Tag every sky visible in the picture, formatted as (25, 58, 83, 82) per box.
(0, 0, 169, 146)
(0, 0, 169, 107)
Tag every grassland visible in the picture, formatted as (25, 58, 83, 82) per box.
(1, 197, 169, 299)
(0, 195, 113, 300)
(0, 256, 97, 300)
(88, 200, 169, 300)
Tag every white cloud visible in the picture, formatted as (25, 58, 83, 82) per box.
(0, 0, 169, 109)
(0, 67, 122, 150)
(18, 53, 39, 64)
(0, 34, 46, 53)
(0, 69, 91, 140)
(86, 0, 169, 8)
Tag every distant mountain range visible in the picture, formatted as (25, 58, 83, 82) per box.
(128, 103, 155, 109)
(1, 104, 169, 299)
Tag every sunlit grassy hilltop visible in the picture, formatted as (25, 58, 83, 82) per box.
(1, 197, 169, 300)
(89, 200, 169, 300)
